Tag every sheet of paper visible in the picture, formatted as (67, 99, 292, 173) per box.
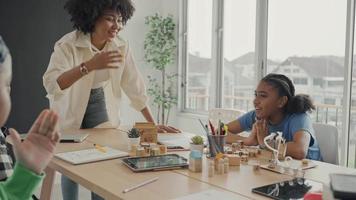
(55, 147, 128, 165)
(158, 132, 207, 149)
(173, 189, 243, 200)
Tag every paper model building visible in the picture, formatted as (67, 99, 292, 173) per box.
(134, 122, 157, 143)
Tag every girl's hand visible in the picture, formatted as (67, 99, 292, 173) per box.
(254, 119, 268, 145)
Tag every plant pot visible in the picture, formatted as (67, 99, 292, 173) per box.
(190, 143, 204, 153)
(128, 137, 141, 151)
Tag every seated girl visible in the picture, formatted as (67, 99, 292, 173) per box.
(227, 73, 321, 160)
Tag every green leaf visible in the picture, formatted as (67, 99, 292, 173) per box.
(144, 13, 178, 124)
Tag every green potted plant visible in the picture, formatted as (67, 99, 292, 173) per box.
(144, 13, 177, 125)
(127, 128, 141, 151)
(190, 135, 204, 153)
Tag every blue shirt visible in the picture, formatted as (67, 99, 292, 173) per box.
(238, 111, 322, 161)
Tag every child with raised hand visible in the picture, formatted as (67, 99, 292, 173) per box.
(0, 35, 60, 200)
(227, 73, 321, 160)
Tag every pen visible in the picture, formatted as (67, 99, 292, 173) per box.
(122, 177, 159, 193)
(198, 119, 209, 136)
(208, 120, 215, 135)
(93, 144, 107, 153)
(218, 119, 221, 135)
(224, 124, 228, 135)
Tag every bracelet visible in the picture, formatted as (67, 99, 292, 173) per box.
(79, 63, 89, 75)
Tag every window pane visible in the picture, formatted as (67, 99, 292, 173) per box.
(350, 11, 356, 168)
(185, 0, 213, 112)
(222, 0, 256, 112)
(267, 0, 347, 164)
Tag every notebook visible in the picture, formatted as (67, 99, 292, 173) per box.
(60, 133, 89, 143)
(55, 146, 129, 165)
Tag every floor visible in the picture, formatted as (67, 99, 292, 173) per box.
(34, 172, 91, 200)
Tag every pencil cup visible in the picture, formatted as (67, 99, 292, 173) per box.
(207, 135, 226, 157)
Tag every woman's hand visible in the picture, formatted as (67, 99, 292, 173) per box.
(7, 110, 60, 175)
(85, 50, 123, 71)
(157, 125, 181, 133)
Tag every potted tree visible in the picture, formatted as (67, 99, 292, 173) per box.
(190, 135, 204, 153)
(127, 128, 141, 151)
(144, 13, 177, 125)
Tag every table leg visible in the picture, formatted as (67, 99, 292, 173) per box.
(40, 167, 56, 200)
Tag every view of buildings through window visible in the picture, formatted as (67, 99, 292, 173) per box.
(186, 0, 213, 112)
(267, 0, 350, 165)
(184, 0, 356, 166)
(222, 0, 256, 111)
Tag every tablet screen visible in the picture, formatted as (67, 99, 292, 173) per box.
(252, 178, 323, 200)
(122, 154, 188, 171)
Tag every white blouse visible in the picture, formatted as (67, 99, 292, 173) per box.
(43, 31, 148, 131)
(91, 44, 110, 89)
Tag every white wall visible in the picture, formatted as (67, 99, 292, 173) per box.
(119, 0, 206, 135)
(118, 0, 167, 126)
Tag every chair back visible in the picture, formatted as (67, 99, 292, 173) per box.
(312, 123, 338, 164)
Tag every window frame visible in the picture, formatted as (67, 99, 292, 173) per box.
(179, 0, 355, 166)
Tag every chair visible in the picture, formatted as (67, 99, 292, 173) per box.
(208, 108, 245, 143)
(312, 123, 339, 165)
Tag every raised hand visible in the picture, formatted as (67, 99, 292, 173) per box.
(7, 110, 59, 174)
(253, 119, 268, 145)
(85, 50, 123, 71)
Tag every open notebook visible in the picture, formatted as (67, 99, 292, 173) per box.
(55, 146, 128, 165)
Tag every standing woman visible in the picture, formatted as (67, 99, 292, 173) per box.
(43, 0, 179, 199)
(227, 73, 321, 161)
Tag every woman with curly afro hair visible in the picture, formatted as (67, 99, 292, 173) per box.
(43, 0, 180, 199)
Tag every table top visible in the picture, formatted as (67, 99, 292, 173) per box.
(50, 129, 356, 200)
(50, 129, 247, 200)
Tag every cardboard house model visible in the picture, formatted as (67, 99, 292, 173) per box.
(134, 122, 157, 143)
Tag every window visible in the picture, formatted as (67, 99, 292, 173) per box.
(313, 78, 324, 87)
(222, 0, 256, 111)
(181, 0, 355, 166)
(266, 0, 347, 164)
(184, 0, 213, 112)
(293, 77, 308, 85)
(324, 98, 336, 105)
(327, 80, 344, 87)
(349, 1, 356, 168)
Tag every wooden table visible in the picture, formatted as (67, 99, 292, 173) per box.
(173, 150, 356, 200)
(39, 129, 247, 200)
(40, 129, 356, 200)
